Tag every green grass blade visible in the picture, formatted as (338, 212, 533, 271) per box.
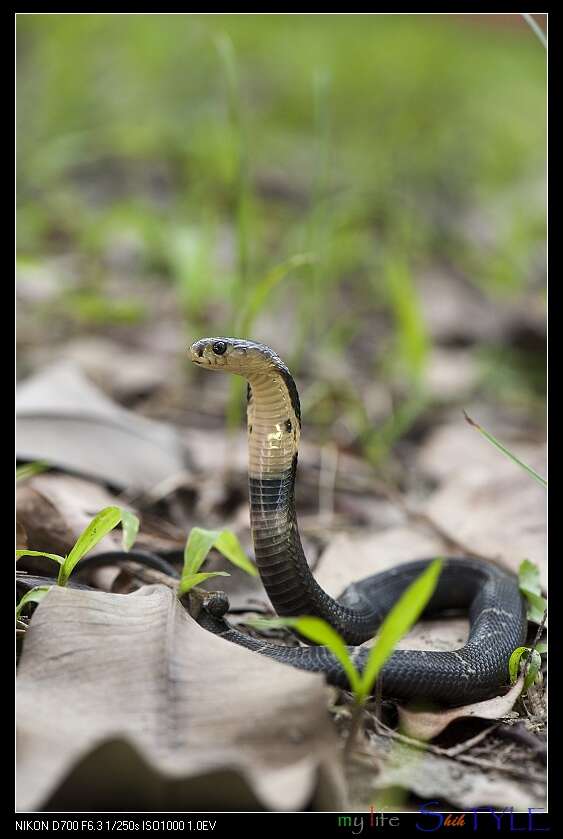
(463, 412, 547, 488)
(228, 252, 316, 428)
(16, 550, 64, 566)
(213, 530, 258, 577)
(178, 571, 230, 597)
(121, 510, 140, 552)
(357, 558, 443, 703)
(58, 506, 123, 586)
(183, 527, 222, 576)
(16, 585, 52, 620)
(16, 461, 49, 481)
(293, 616, 362, 696)
(384, 254, 429, 381)
(249, 615, 362, 696)
(236, 253, 316, 337)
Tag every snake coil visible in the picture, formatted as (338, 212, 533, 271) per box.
(188, 337, 527, 704)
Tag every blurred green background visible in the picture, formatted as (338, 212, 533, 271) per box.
(16, 14, 546, 467)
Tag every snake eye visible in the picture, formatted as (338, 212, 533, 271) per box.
(212, 340, 227, 356)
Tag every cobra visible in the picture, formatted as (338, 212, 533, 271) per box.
(189, 337, 527, 704)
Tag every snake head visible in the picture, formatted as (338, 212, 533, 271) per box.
(189, 337, 283, 376)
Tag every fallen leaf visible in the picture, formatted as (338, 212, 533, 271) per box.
(350, 725, 545, 811)
(16, 361, 188, 490)
(419, 425, 546, 582)
(398, 676, 524, 740)
(49, 336, 177, 401)
(417, 267, 544, 345)
(16, 584, 343, 811)
(16, 473, 185, 577)
(315, 528, 446, 598)
(16, 473, 123, 562)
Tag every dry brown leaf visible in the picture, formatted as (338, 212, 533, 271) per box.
(398, 676, 524, 741)
(17, 361, 188, 490)
(418, 425, 546, 582)
(315, 527, 446, 598)
(52, 336, 177, 401)
(16, 473, 184, 567)
(17, 584, 343, 812)
(350, 726, 545, 811)
(16, 473, 123, 561)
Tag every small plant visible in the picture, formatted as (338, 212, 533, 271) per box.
(251, 557, 443, 752)
(179, 526, 258, 596)
(509, 646, 542, 692)
(518, 559, 547, 624)
(16, 506, 140, 616)
(507, 559, 547, 695)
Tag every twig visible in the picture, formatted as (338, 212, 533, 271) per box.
(370, 719, 545, 783)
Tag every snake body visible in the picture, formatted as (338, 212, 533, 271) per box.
(190, 337, 527, 704)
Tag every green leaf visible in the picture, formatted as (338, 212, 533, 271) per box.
(463, 413, 547, 488)
(248, 615, 362, 696)
(519, 559, 542, 595)
(182, 527, 257, 584)
(524, 592, 547, 625)
(16, 585, 52, 619)
(121, 510, 140, 552)
(213, 530, 258, 577)
(509, 646, 542, 691)
(178, 571, 230, 596)
(16, 550, 64, 566)
(358, 558, 443, 702)
(16, 461, 49, 481)
(535, 642, 547, 655)
(183, 527, 222, 576)
(518, 559, 547, 624)
(294, 616, 362, 696)
(58, 506, 123, 586)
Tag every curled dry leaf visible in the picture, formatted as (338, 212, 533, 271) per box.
(16, 473, 184, 568)
(16, 585, 343, 812)
(16, 473, 123, 562)
(16, 361, 188, 491)
(398, 676, 524, 741)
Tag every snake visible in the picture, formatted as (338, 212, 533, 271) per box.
(20, 336, 526, 705)
(187, 336, 528, 706)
